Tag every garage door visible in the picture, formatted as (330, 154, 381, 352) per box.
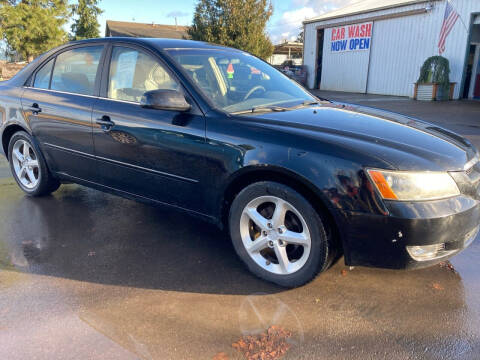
(320, 25, 372, 93)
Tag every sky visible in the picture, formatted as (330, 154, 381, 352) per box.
(1, 0, 355, 58)
(95, 0, 356, 44)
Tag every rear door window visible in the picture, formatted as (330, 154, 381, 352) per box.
(33, 58, 54, 89)
(50, 46, 103, 96)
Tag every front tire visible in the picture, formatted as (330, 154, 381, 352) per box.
(8, 131, 60, 196)
(229, 181, 332, 287)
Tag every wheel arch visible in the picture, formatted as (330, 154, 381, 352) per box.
(2, 124, 30, 158)
(221, 166, 343, 253)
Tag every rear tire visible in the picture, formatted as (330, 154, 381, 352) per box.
(229, 181, 333, 288)
(8, 131, 60, 197)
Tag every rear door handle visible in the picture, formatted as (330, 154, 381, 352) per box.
(27, 103, 42, 114)
(96, 116, 115, 132)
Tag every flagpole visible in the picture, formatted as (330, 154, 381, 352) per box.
(448, 0, 469, 32)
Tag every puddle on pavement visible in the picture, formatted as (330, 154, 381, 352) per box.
(0, 161, 479, 359)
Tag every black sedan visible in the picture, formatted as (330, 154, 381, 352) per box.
(1, 38, 479, 287)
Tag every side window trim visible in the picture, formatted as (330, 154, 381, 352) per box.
(98, 43, 113, 99)
(31, 57, 55, 90)
(29, 43, 107, 97)
(31, 56, 55, 89)
(48, 56, 57, 90)
(93, 45, 108, 97)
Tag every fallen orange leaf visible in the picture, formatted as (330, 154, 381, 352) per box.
(232, 326, 292, 360)
(212, 352, 229, 360)
(432, 283, 444, 290)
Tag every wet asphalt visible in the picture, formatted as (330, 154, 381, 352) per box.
(1, 97, 480, 360)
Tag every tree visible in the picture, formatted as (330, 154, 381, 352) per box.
(188, 0, 274, 59)
(70, 0, 103, 40)
(296, 30, 304, 43)
(0, 0, 70, 62)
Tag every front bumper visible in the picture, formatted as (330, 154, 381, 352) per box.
(341, 195, 480, 269)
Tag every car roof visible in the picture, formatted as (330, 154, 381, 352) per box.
(5, 37, 244, 88)
(68, 37, 242, 52)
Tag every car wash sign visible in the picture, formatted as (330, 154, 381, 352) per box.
(330, 22, 373, 52)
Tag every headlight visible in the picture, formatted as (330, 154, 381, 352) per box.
(366, 169, 460, 201)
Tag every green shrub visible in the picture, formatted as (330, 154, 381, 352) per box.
(418, 56, 451, 91)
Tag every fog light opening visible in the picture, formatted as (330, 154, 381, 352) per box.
(406, 243, 455, 262)
(407, 226, 479, 262)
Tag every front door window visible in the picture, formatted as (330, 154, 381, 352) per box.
(108, 47, 179, 103)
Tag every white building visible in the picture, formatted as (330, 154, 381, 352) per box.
(268, 42, 304, 66)
(303, 0, 480, 99)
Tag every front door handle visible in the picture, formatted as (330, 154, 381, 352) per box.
(27, 103, 42, 114)
(96, 116, 115, 132)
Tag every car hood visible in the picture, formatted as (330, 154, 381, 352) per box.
(245, 103, 478, 172)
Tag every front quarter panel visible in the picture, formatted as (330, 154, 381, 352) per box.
(203, 112, 391, 256)
(204, 112, 480, 268)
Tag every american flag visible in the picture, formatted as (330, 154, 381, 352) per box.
(438, 0, 460, 55)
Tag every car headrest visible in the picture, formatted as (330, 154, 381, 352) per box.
(61, 72, 92, 95)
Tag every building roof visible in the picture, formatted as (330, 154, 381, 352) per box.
(105, 20, 190, 39)
(304, 0, 433, 24)
(273, 42, 303, 55)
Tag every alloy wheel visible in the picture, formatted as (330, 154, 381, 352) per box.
(11, 139, 41, 189)
(240, 195, 311, 275)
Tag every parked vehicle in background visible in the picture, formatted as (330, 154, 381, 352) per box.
(0, 38, 479, 287)
(275, 61, 308, 86)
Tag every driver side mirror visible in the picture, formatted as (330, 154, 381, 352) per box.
(140, 89, 191, 112)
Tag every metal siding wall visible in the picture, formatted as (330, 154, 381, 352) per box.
(445, 0, 480, 98)
(368, 0, 480, 98)
(320, 27, 371, 93)
(366, 8, 441, 96)
(304, 23, 318, 89)
(303, 0, 480, 98)
(303, 2, 433, 90)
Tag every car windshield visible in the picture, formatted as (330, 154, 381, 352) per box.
(166, 48, 316, 114)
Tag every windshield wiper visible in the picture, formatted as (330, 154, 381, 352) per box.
(303, 100, 320, 105)
(316, 96, 332, 103)
(231, 100, 325, 115)
(231, 106, 289, 115)
(279, 100, 320, 111)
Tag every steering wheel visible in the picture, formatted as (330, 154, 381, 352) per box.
(244, 85, 266, 101)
